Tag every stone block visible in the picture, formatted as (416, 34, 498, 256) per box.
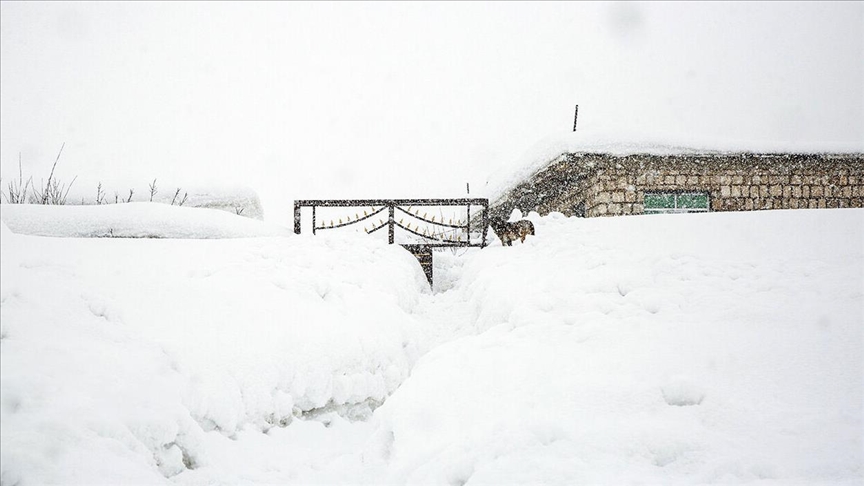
(721, 186, 731, 197)
(811, 186, 823, 197)
(731, 186, 742, 197)
(769, 185, 782, 197)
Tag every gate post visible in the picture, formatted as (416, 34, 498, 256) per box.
(481, 202, 489, 248)
(294, 201, 301, 234)
(402, 244, 433, 286)
(388, 203, 395, 244)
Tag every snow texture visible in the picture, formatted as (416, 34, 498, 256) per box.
(1, 206, 862, 485)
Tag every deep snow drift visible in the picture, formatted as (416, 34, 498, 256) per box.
(1, 205, 861, 485)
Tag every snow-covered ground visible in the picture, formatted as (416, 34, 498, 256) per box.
(1, 205, 861, 485)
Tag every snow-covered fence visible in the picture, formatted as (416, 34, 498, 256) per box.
(293, 198, 490, 285)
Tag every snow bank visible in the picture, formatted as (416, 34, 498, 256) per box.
(482, 129, 864, 204)
(370, 208, 863, 485)
(0, 203, 290, 238)
(0, 221, 429, 483)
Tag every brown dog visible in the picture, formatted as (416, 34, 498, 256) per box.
(491, 219, 535, 246)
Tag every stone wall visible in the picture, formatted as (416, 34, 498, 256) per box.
(493, 153, 864, 218)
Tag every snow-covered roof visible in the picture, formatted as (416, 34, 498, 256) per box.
(482, 129, 864, 204)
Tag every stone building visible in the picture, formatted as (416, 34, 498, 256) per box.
(490, 152, 864, 219)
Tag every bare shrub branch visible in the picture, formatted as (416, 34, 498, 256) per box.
(2, 153, 34, 204)
(41, 143, 66, 204)
(96, 182, 106, 205)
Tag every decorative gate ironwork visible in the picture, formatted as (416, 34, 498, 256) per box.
(293, 198, 490, 285)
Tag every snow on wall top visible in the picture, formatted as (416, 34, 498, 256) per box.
(481, 129, 864, 204)
(0, 203, 291, 239)
(59, 182, 266, 220)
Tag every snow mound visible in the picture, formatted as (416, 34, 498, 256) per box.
(0, 203, 290, 238)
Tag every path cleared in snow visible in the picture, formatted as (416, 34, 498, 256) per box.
(1, 206, 861, 485)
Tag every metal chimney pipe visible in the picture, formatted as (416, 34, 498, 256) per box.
(573, 104, 579, 132)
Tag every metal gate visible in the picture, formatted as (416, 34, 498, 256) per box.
(293, 198, 490, 285)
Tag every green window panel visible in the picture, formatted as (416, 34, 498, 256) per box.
(644, 192, 710, 213)
(644, 193, 676, 209)
(677, 193, 709, 208)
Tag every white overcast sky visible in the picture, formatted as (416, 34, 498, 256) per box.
(1, 2, 862, 222)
